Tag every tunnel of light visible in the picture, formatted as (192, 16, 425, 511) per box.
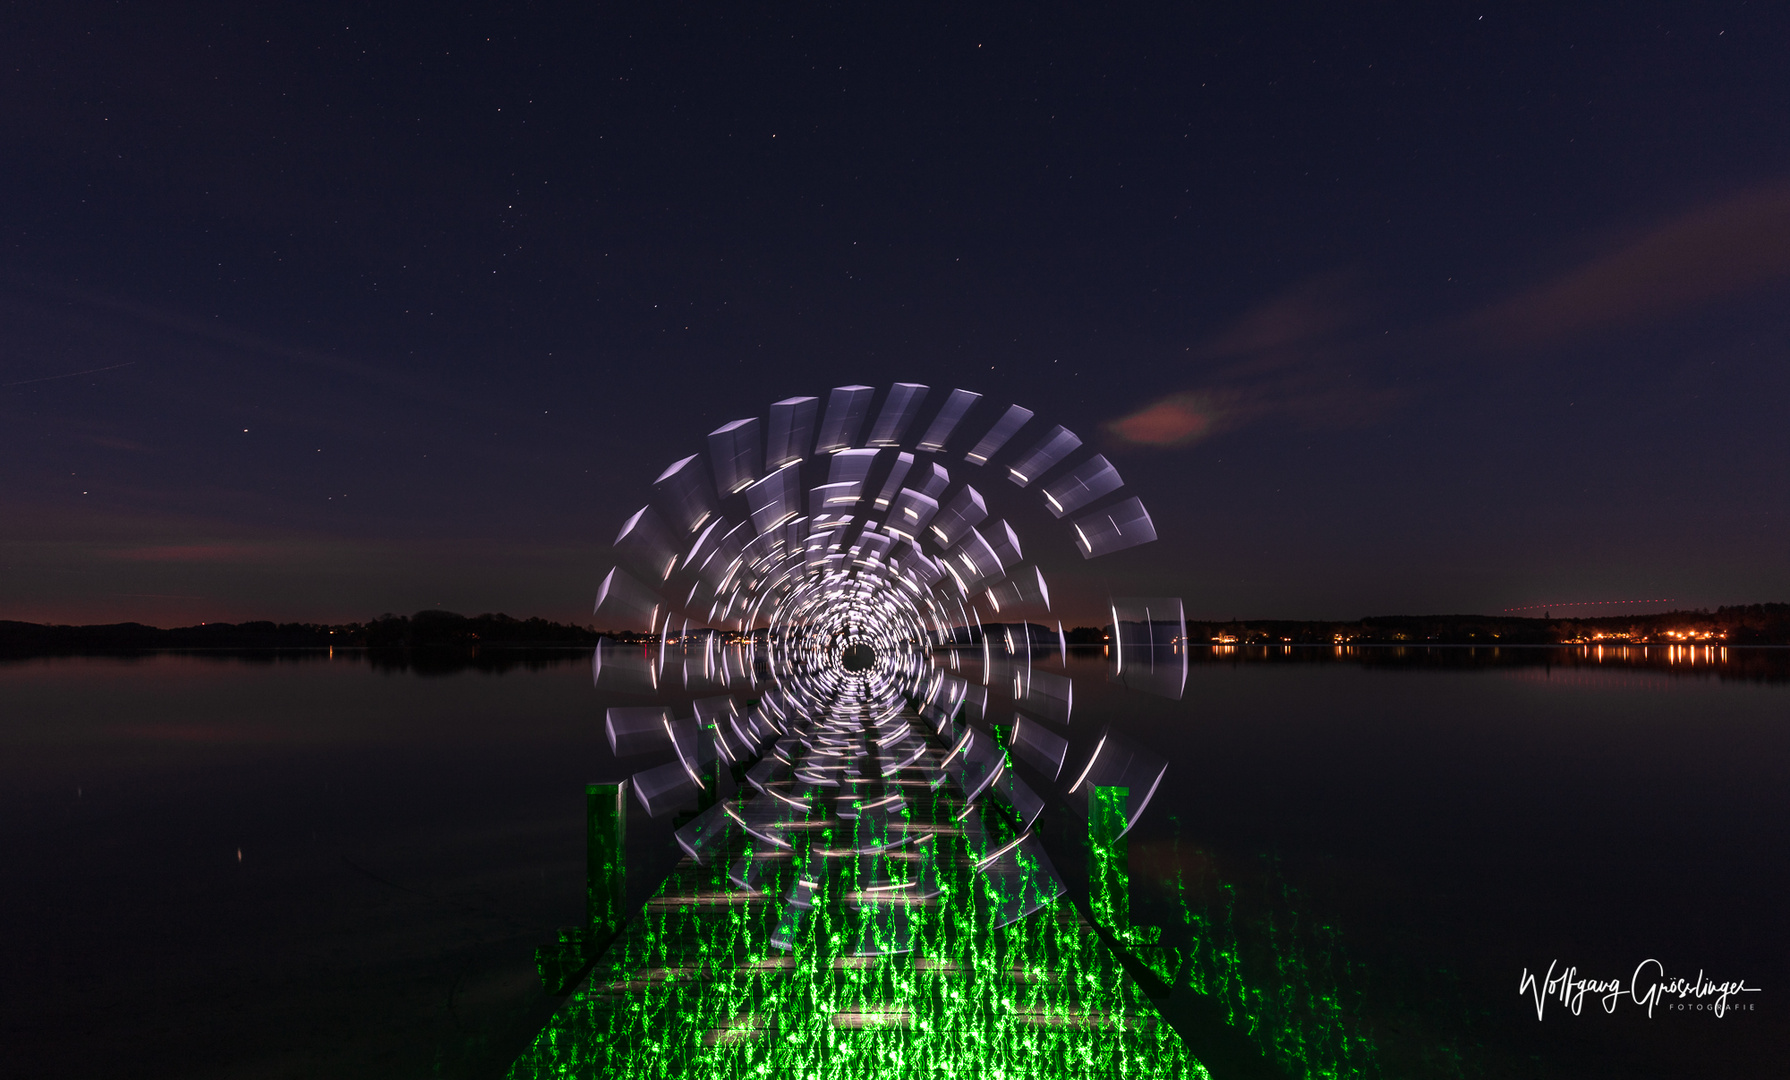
(509, 382, 1261, 1080)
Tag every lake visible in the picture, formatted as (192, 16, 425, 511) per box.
(2, 646, 1783, 1079)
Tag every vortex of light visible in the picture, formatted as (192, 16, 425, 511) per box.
(591, 388, 1205, 903)
(510, 383, 1367, 1080)
(594, 382, 1168, 782)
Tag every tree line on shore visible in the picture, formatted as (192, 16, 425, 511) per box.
(0, 610, 604, 651)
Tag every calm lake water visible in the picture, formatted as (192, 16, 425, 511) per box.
(2, 647, 1784, 1079)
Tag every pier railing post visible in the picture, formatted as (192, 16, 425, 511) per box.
(587, 780, 628, 937)
(1089, 784, 1130, 930)
(1088, 783, 1181, 987)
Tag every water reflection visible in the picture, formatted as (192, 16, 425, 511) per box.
(11, 641, 1782, 681)
(4, 649, 1785, 1079)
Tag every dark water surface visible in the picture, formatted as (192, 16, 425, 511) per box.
(1, 647, 1784, 1079)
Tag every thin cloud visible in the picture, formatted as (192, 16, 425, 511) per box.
(1107, 275, 1403, 447)
(1108, 390, 1238, 447)
(110, 543, 285, 564)
(1109, 183, 1790, 449)
(1477, 183, 1790, 341)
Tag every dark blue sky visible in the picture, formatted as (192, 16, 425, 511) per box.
(4, 3, 1788, 626)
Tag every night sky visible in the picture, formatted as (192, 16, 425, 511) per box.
(4, 3, 1788, 627)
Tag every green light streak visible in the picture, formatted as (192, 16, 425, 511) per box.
(512, 763, 1211, 1078)
(1145, 833, 1385, 1080)
(523, 712, 1392, 1078)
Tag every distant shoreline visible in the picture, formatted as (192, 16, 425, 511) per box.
(4, 602, 1788, 651)
(5, 642, 1788, 655)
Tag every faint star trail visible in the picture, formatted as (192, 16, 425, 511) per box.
(1, 361, 137, 388)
